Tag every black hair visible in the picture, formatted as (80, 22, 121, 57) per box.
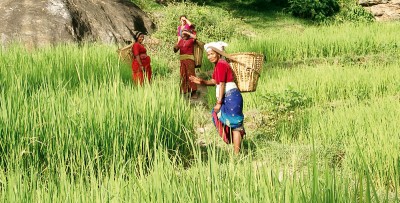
(134, 32, 143, 42)
(179, 15, 187, 20)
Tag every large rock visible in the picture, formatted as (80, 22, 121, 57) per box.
(0, 0, 155, 48)
(360, 0, 400, 21)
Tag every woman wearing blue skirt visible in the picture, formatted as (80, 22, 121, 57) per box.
(190, 41, 245, 154)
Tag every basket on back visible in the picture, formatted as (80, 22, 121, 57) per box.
(228, 52, 264, 92)
(194, 40, 205, 68)
(117, 43, 134, 64)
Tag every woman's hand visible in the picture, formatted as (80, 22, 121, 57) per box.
(183, 17, 191, 26)
(173, 44, 179, 53)
(182, 31, 196, 39)
(213, 104, 221, 113)
(189, 76, 203, 85)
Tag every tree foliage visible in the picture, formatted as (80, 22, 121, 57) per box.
(288, 0, 340, 21)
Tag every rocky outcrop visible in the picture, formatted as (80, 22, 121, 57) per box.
(0, 0, 155, 48)
(360, 0, 400, 21)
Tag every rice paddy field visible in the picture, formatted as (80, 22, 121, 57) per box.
(1, 4, 400, 203)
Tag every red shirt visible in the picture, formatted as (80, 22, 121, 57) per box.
(177, 24, 192, 37)
(212, 59, 235, 84)
(132, 42, 147, 56)
(177, 38, 195, 55)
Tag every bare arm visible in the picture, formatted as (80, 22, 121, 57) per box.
(189, 76, 216, 86)
(217, 82, 225, 102)
(183, 17, 192, 26)
(173, 41, 180, 53)
(182, 31, 196, 40)
(213, 82, 225, 112)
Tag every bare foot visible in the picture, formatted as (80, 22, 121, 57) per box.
(191, 91, 199, 99)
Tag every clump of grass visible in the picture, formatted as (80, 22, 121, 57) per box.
(0, 44, 195, 178)
(1, 3, 400, 201)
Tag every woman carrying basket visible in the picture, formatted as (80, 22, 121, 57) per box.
(177, 15, 196, 42)
(189, 41, 245, 154)
(132, 32, 152, 85)
(174, 29, 198, 98)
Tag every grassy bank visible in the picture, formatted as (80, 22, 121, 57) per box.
(1, 3, 400, 202)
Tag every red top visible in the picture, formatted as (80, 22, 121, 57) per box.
(212, 59, 235, 84)
(177, 25, 197, 38)
(177, 38, 195, 55)
(132, 42, 146, 56)
(177, 24, 192, 37)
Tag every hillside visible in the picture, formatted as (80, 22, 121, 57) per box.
(1, 1, 400, 202)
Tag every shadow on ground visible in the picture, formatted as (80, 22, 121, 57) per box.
(189, 0, 296, 30)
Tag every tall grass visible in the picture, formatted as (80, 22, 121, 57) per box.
(228, 22, 400, 63)
(0, 44, 194, 178)
(1, 7, 400, 202)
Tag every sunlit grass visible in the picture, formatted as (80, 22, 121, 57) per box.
(1, 10, 400, 203)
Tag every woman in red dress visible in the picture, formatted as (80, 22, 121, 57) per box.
(132, 32, 152, 85)
(177, 15, 196, 42)
(173, 29, 198, 98)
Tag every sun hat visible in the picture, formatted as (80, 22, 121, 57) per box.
(204, 41, 227, 52)
(204, 41, 241, 63)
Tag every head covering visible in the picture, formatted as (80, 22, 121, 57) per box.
(204, 41, 244, 64)
(204, 41, 228, 53)
(204, 41, 235, 61)
(134, 31, 144, 41)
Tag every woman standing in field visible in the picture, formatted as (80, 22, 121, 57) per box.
(177, 15, 196, 42)
(173, 29, 198, 98)
(132, 32, 152, 85)
(189, 41, 245, 154)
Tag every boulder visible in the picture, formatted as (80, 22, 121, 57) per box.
(0, 0, 155, 48)
(360, 0, 400, 21)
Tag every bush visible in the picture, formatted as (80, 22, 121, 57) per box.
(333, 4, 374, 23)
(261, 88, 313, 113)
(288, 0, 340, 21)
(150, 2, 245, 44)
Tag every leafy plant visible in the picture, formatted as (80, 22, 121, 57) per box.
(333, 4, 374, 23)
(261, 88, 313, 113)
(150, 2, 245, 44)
(288, 0, 340, 21)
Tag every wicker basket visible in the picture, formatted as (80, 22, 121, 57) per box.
(194, 40, 205, 68)
(228, 52, 264, 92)
(117, 43, 133, 64)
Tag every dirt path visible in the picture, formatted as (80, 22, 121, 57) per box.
(187, 84, 208, 106)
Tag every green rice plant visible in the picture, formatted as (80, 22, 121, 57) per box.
(244, 61, 400, 110)
(3, 145, 397, 202)
(2, 4, 400, 201)
(227, 22, 400, 64)
(0, 44, 195, 178)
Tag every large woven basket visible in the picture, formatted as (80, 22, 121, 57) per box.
(194, 40, 205, 68)
(117, 43, 133, 64)
(228, 52, 264, 92)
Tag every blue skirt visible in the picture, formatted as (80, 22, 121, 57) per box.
(212, 88, 245, 143)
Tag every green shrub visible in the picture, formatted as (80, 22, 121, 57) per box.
(261, 88, 313, 113)
(334, 4, 374, 23)
(150, 2, 244, 44)
(288, 0, 340, 21)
